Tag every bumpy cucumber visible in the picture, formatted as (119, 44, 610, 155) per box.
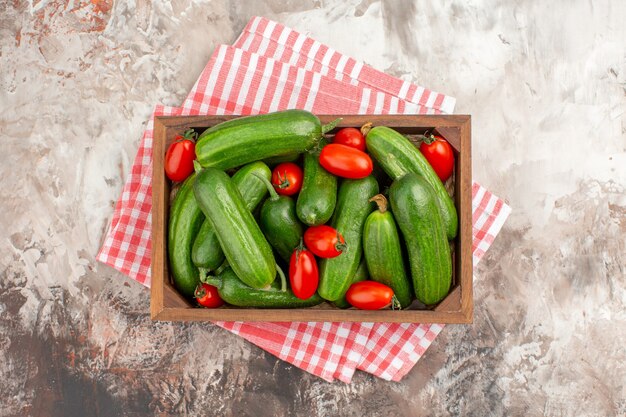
(296, 139, 337, 226)
(191, 162, 271, 271)
(318, 176, 379, 302)
(196, 110, 338, 170)
(365, 126, 458, 239)
(333, 260, 368, 309)
(168, 174, 204, 299)
(389, 173, 452, 305)
(205, 268, 323, 308)
(256, 175, 304, 263)
(193, 168, 276, 289)
(362, 194, 413, 308)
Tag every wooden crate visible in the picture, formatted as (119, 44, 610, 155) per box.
(151, 115, 472, 323)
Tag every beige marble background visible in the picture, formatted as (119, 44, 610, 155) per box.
(0, 0, 624, 416)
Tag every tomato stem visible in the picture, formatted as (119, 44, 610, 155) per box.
(368, 194, 388, 213)
(391, 295, 401, 310)
(277, 171, 291, 189)
(360, 122, 373, 137)
(194, 283, 207, 299)
(275, 263, 287, 292)
(253, 173, 280, 201)
(419, 130, 437, 145)
(334, 231, 347, 253)
(295, 238, 305, 263)
(182, 128, 199, 141)
(321, 117, 342, 134)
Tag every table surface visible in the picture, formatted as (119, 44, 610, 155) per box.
(1, 1, 624, 416)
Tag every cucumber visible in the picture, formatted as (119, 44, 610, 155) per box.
(263, 153, 301, 166)
(168, 174, 204, 299)
(389, 173, 452, 305)
(193, 168, 276, 289)
(196, 110, 338, 170)
(365, 126, 458, 239)
(318, 176, 379, 301)
(362, 194, 413, 308)
(256, 175, 304, 263)
(333, 260, 368, 309)
(191, 162, 271, 271)
(296, 139, 337, 226)
(191, 222, 222, 271)
(205, 268, 324, 308)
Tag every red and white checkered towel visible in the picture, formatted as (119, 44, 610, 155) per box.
(97, 17, 511, 383)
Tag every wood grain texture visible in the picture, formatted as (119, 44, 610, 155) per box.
(152, 114, 472, 323)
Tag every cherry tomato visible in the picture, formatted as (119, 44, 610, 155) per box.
(345, 281, 396, 310)
(289, 246, 319, 300)
(194, 283, 224, 308)
(271, 162, 303, 196)
(333, 127, 366, 151)
(319, 144, 373, 179)
(165, 129, 198, 182)
(419, 134, 455, 182)
(303, 225, 346, 258)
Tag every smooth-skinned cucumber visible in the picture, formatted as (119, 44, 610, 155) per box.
(365, 126, 458, 239)
(296, 139, 337, 226)
(362, 194, 413, 308)
(333, 260, 368, 309)
(318, 176, 379, 302)
(168, 174, 204, 299)
(193, 168, 276, 289)
(256, 175, 304, 263)
(195, 110, 338, 170)
(191, 162, 271, 271)
(205, 268, 324, 308)
(389, 173, 452, 305)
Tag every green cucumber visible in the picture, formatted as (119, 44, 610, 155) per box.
(191, 222, 223, 271)
(318, 176, 379, 302)
(191, 162, 271, 271)
(333, 260, 368, 309)
(263, 153, 301, 166)
(196, 110, 339, 170)
(362, 194, 413, 308)
(256, 175, 304, 263)
(205, 268, 324, 308)
(389, 173, 452, 305)
(365, 126, 458, 239)
(168, 174, 204, 299)
(193, 168, 276, 289)
(296, 139, 337, 226)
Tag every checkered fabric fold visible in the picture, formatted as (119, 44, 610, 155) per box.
(97, 17, 511, 382)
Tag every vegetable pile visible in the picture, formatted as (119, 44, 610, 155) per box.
(166, 110, 457, 311)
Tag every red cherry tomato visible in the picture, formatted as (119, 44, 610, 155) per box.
(303, 225, 346, 258)
(319, 144, 373, 179)
(194, 283, 224, 308)
(289, 247, 319, 300)
(345, 281, 395, 310)
(271, 162, 303, 196)
(419, 134, 455, 182)
(165, 129, 197, 182)
(333, 127, 366, 151)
